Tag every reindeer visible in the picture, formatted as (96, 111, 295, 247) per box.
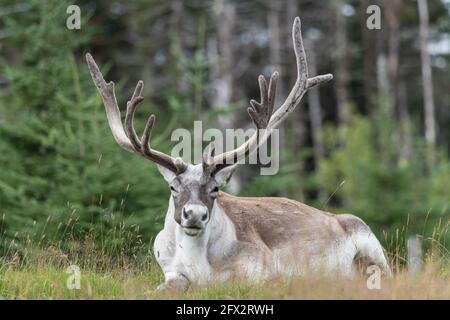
(86, 17, 391, 293)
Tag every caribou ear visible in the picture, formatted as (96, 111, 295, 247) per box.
(157, 164, 177, 183)
(214, 164, 237, 187)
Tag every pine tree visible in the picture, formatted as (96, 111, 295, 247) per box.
(0, 0, 169, 255)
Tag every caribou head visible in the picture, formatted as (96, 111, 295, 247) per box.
(157, 161, 237, 237)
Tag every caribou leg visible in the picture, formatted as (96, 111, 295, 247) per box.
(156, 272, 190, 294)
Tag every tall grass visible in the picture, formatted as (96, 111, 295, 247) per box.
(0, 214, 448, 299)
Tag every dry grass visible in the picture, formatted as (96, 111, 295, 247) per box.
(0, 217, 448, 300)
(0, 261, 449, 299)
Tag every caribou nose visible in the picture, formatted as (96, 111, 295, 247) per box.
(182, 204, 208, 223)
(182, 207, 190, 220)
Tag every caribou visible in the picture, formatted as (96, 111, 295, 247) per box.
(86, 17, 391, 293)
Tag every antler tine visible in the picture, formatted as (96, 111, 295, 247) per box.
(86, 53, 135, 153)
(86, 53, 187, 174)
(202, 142, 216, 174)
(140, 114, 187, 174)
(267, 72, 278, 117)
(208, 17, 333, 174)
(307, 74, 334, 89)
(248, 72, 278, 129)
(292, 17, 308, 90)
(141, 114, 155, 151)
(124, 81, 145, 151)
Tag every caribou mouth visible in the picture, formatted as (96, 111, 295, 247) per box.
(182, 226, 203, 236)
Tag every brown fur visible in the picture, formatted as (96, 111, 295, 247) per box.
(217, 191, 367, 251)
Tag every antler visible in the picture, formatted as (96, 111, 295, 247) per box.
(248, 73, 279, 129)
(86, 53, 187, 174)
(205, 17, 333, 175)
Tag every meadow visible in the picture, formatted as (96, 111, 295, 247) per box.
(0, 219, 448, 300)
(1, 255, 449, 300)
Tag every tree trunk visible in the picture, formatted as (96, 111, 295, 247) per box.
(376, 53, 390, 108)
(209, 0, 235, 129)
(169, 0, 186, 93)
(306, 39, 325, 167)
(385, 0, 401, 116)
(334, 0, 350, 130)
(360, 0, 377, 113)
(268, 0, 290, 197)
(306, 38, 326, 200)
(417, 0, 436, 150)
(208, 0, 240, 192)
(398, 81, 413, 162)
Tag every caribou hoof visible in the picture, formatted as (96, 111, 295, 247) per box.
(156, 278, 190, 294)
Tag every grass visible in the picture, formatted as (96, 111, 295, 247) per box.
(0, 268, 159, 299)
(0, 260, 449, 299)
(0, 217, 449, 300)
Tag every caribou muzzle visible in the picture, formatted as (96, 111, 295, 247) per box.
(181, 203, 209, 236)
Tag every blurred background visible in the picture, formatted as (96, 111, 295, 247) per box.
(0, 0, 449, 259)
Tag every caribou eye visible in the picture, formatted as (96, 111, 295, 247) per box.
(170, 186, 178, 193)
(209, 186, 219, 197)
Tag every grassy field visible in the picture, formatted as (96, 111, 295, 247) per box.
(0, 261, 449, 299)
(0, 245, 449, 299)
(0, 219, 448, 300)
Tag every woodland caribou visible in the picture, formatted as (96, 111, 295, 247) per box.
(86, 17, 391, 293)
